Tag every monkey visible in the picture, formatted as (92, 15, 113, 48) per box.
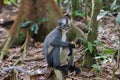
(43, 16, 80, 75)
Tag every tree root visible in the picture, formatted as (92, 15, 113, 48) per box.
(0, 37, 12, 62)
(23, 57, 44, 62)
(14, 28, 30, 65)
(0, 0, 25, 62)
(13, 45, 27, 65)
(0, 37, 8, 49)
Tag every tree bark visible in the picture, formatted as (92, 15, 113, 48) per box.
(72, 0, 80, 12)
(83, 0, 102, 67)
(0, 0, 3, 13)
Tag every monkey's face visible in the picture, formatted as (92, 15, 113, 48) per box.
(58, 16, 71, 32)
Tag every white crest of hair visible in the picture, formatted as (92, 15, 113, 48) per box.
(68, 19, 70, 25)
(61, 18, 67, 24)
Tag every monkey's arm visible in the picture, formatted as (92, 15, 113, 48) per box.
(50, 40, 75, 48)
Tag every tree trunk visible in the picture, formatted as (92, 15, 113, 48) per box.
(57, 0, 61, 8)
(83, 0, 102, 67)
(72, 0, 80, 12)
(0, 0, 51, 60)
(0, 0, 3, 13)
(0, 0, 85, 61)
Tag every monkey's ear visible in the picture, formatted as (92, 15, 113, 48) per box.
(57, 18, 62, 26)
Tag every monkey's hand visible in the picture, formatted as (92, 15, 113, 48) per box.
(68, 66, 81, 74)
(68, 43, 75, 56)
(69, 43, 75, 48)
(68, 47, 73, 56)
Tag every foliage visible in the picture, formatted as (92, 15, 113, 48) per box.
(72, 10, 85, 18)
(97, 0, 120, 25)
(115, 12, 120, 25)
(21, 21, 32, 28)
(93, 47, 117, 72)
(4, 0, 20, 5)
(55, 0, 87, 19)
(21, 18, 47, 34)
(110, 0, 120, 11)
(80, 36, 117, 71)
(80, 38, 96, 54)
(97, 10, 108, 20)
(87, 42, 93, 54)
(30, 23, 39, 34)
(92, 64, 100, 72)
(12, 31, 25, 47)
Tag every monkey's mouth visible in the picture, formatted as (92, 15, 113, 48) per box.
(62, 29, 70, 32)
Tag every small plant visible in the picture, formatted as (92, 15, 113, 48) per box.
(4, 0, 20, 5)
(21, 18, 47, 34)
(72, 10, 85, 18)
(94, 47, 117, 71)
(79, 37, 94, 54)
(92, 64, 100, 72)
(80, 37, 117, 71)
(97, 0, 120, 25)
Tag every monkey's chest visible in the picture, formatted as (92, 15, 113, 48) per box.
(60, 33, 68, 64)
(60, 33, 67, 53)
(61, 33, 67, 41)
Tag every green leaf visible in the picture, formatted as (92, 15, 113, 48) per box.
(4, 0, 11, 4)
(88, 42, 93, 54)
(115, 12, 120, 25)
(21, 21, 31, 28)
(110, 0, 119, 11)
(79, 38, 88, 43)
(34, 23, 39, 34)
(103, 49, 116, 54)
(73, 11, 85, 17)
(97, 10, 108, 20)
(30, 23, 39, 34)
(30, 24, 35, 32)
(93, 40, 99, 44)
(75, 11, 85, 17)
(92, 64, 100, 72)
(37, 18, 47, 24)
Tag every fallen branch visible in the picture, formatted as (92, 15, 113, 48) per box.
(2, 66, 47, 76)
(12, 56, 44, 62)
(23, 57, 44, 62)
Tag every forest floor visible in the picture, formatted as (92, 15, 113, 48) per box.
(0, 5, 120, 80)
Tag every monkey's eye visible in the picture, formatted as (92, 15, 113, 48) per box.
(66, 25, 70, 27)
(63, 24, 66, 27)
(60, 24, 65, 28)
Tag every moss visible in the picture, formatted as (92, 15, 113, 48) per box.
(12, 31, 25, 47)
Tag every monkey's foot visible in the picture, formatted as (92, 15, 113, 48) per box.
(68, 66, 81, 75)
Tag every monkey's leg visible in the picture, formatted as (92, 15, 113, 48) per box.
(68, 54, 81, 74)
(48, 49, 68, 75)
(47, 47, 61, 67)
